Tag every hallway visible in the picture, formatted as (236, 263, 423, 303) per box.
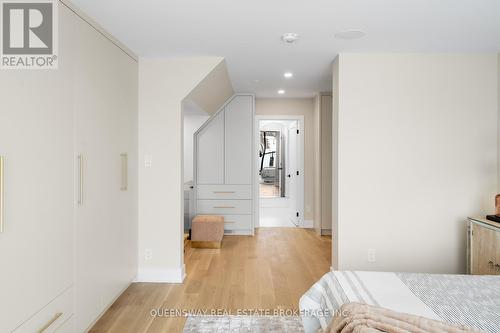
(90, 228, 331, 333)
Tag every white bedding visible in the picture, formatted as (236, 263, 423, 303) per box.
(299, 271, 500, 333)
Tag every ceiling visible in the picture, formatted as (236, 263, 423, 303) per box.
(71, 0, 500, 98)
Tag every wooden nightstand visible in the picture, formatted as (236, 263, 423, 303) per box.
(467, 217, 500, 275)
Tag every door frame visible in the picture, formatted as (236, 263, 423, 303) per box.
(255, 115, 305, 227)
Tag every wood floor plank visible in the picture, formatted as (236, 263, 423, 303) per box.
(90, 228, 331, 333)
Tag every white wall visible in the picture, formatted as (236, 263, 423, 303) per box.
(256, 98, 315, 220)
(138, 57, 223, 282)
(333, 54, 498, 274)
(183, 114, 210, 183)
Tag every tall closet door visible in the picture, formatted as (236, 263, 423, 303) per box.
(225, 95, 253, 184)
(196, 111, 225, 184)
(73, 12, 138, 333)
(0, 6, 75, 332)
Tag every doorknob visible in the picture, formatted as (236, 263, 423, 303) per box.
(287, 174, 291, 178)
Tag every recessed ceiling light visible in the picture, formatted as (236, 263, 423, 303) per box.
(284, 72, 293, 78)
(334, 30, 366, 40)
(281, 33, 299, 44)
(278, 89, 285, 95)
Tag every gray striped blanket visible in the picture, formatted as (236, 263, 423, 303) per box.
(299, 271, 500, 333)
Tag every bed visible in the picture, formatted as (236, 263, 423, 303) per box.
(299, 271, 500, 333)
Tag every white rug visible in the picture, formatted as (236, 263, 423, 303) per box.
(182, 315, 304, 332)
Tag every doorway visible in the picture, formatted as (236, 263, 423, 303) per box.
(256, 116, 304, 227)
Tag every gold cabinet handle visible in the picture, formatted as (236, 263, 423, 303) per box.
(213, 206, 235, 209)
(0, 156, 4, 233)
(38, 312, 63, 333)
(120, 153, 128, 191)
(78, 155, 83, 205)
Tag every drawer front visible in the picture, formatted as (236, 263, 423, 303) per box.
(13, 286, 73, 333)
(222, 214, 252, 230)
(197, 185, 252, 200)
(197, 199, 252, 215)
(54, 316, 73, 333)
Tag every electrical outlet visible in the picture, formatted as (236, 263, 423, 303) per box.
(145, 248, 153, 260)
(367, 249, 376, 263)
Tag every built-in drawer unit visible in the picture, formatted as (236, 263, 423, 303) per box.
(197, 199, 252, 215)
(194, 95, 255, 235)
(221, 214, 252, 230)
(196, 185, 252, 200)
(13, 286, 73, 333)
(53, 316, 73, 333)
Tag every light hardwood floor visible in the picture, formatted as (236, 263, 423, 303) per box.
(90, 228, 332, 333)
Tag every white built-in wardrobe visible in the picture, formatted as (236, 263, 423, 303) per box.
(194, 95, 256, 235)
(0, 3, 137, 333)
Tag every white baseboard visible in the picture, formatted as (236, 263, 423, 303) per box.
(224, 229, 254, 235)
(301, 219, 314, 228)
(321, 229, 332, 236)
(135, 265, 186, 283)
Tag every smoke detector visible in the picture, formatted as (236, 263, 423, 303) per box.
(281, 33, 300, 44)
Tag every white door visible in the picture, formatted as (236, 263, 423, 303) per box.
(73, 13, 138, 332)
(287, 122, 300, 226)
(0, 7, 75, 331)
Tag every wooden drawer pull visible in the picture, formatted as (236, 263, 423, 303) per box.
(38, 312, 63, 333)
(213, 206, 235, 209)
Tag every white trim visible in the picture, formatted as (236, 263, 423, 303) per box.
(135, 265, 186, 283)
(321, 229, 332, 236)
(224, 229, 254, 236)
(255, 115, 305, 228)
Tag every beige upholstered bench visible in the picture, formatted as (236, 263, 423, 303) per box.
(191, 215, 224, 248)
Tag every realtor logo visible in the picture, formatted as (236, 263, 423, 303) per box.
(1, 0, 58, 69)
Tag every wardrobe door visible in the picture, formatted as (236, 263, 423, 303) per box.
(73, 12, 138, 333)
(225, 95, 253, 185)
(196, 111, 225, 184)
(0, 6, 75, 332)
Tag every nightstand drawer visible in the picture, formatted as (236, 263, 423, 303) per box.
(468, 217, 500, 275)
